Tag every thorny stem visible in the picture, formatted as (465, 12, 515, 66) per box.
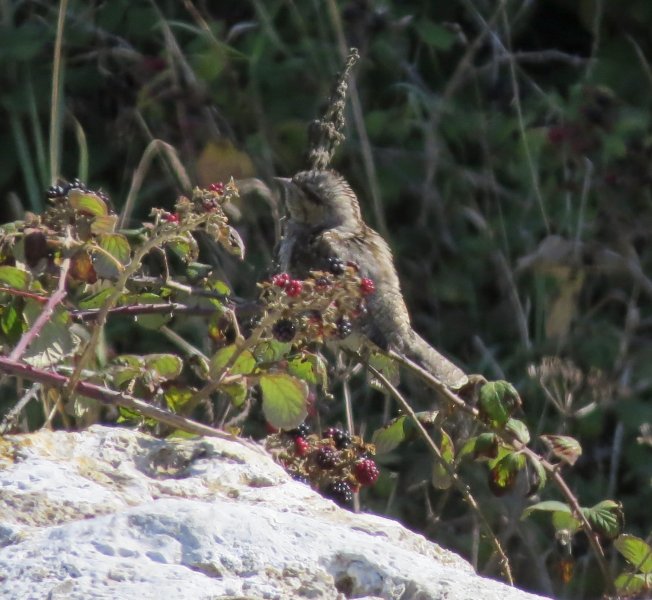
(0, 355, 262, 452)
(0, 287, 49, 303)
(72, 302, 217, 321)
(387, 351, 614, 593)
(191, 309, 282, 405)
(9, 257, 71, 362)
(366, 362, 514, 585)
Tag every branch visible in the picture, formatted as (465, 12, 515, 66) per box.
(367, 362, 514, 585)
(385, 350, 613, 592)
(9, 258, 71, 362)
(72, 302, 216, 321)
(0, 355, 262, 452)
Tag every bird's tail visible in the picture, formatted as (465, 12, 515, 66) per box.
(397, 332, 468, 390)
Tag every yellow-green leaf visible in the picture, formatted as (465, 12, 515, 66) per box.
(614, 572, 652, 595)
(0, 265, 31, 290)
(68, 189, 108, 216)
(145, 354, 183, 379)
(614, 535, 652, 574)
(431, 429, 455, 490)
(259, 373, 308, 429)
(582, 500, 624, 539)
(210, 344, 256, 376)
(372, 415, 408, 454)
(99, 233, 130, 265)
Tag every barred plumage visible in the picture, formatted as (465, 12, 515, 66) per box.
(277, 170, 468, 390)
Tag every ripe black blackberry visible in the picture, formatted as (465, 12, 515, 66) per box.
(325, 480, 353, 507)
(326, 257, 345, 275)
(286, 422, 311, 438)
(46, 185, 65, 200)
(315, 276, 331, 290)
(336, 317, 352, 339)
(272, 318, 296, 342)
(64, 178, 87, 193)
(315, 446, 338, 469)
(324, 427, 352, 450)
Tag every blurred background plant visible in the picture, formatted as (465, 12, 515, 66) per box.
(2, 1, 652, 597)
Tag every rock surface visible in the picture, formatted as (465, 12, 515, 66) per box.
(0, 426, 548, 599)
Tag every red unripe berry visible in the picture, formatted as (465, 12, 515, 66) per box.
(285, 280, 303, 297)
(271, 273, 291, 288)
(360, 278, 375, 295)
(163, 213, 180, 223)
(294, 437, 310, 456)
(354, 458, 380, 486)
(208, 182, 225, 194)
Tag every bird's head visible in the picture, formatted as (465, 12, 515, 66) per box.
(276, 170, 362, 229)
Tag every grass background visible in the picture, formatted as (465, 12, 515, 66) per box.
(2, 1, 652, 597)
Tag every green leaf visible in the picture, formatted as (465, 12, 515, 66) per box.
(209, 279, 231, 296)
(552, 511, 581, 534)
(78, 287, 114, 309)
(368, 352, 400, 390)
(164, 386, 194, 413)
(488, 451, 526, 495)
(460, 432, 499, 460)
(479, 381, 520, 428)
(372, 415, 408, 454)
(90, 214, 119, 235)
(506, 418, 530, 444)
(415, 20, 456, 50)
(90, 246, 123, 280)
(614, 572, 652, 595)
(68, 189, 108, 216)
(145, 354, 183, 379)
(99, 233, 130, 265)
(259, 373, 308, 429)
(168, 233, 199, 263)
(210, 344, 256, 376)
(521, 500, 581, 533)
(614, 535, 652, 574)
(113, 366, 142, 388)
(431, 429, 455, 490)
(522, 500, 572, 519)
(126, 293, 173, 329)
(114, 354, 145, 368)
(22, 302, 77, 367)
(221, 381, 247, 408)
(0, 301, 22, 339)
(288, 352, 327, 387)
(582, 500, 624, 539)
(0, 265, 31, 290)
(117, 405, 141, 424)
(540, 434, 582, 466)
(254, 340, 292, 362)
(186, 262, 214, 281)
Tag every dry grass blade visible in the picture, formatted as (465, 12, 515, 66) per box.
(49, 0, 68, 185)
(119, 139, 192, 229)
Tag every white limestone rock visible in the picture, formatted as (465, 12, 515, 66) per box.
(0, 426, 549, 599)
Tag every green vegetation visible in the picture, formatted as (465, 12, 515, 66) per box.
(2, 2, 652, 598)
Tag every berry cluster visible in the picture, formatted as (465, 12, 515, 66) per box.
(46, 179, 110, 205)
(265, 423, 380, 509)
(261, 258, 375, 348)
